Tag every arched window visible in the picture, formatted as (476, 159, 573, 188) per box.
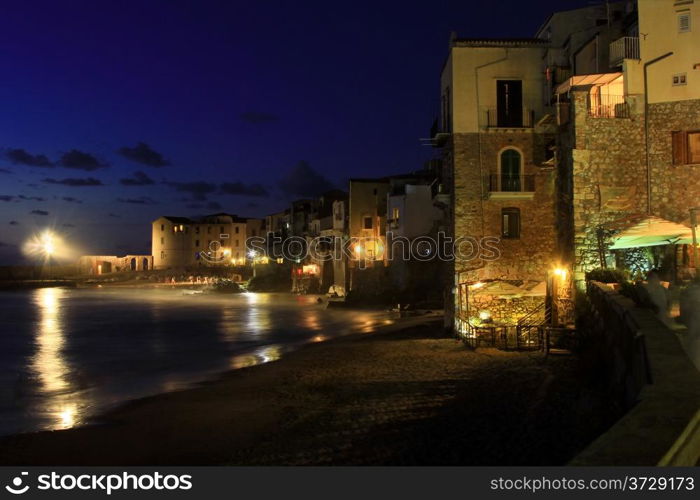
(500, 149, 521, 192)
(501, 207, 521, 239)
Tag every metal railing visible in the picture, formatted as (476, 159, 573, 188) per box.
(609, 36, 640, 67)
(486, 108, 535, 128)
(488, 174, 535, 192)
(589, 94, 630, 118)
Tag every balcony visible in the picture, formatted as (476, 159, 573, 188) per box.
(589, 94, 630, 118)
(487, 174, 535, 200)
(486, 108, 535, 129)
(609, 37, 640, 68)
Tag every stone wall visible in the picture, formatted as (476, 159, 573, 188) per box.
(647, 98, 700, 222)
(451, 131, 558, 283)
(572, 282, 700, 465)
(560, 93, 700, 284)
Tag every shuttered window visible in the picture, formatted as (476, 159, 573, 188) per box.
(673, 131, 700, 165)
(673, 131, 688, 165)
(689, 132, 700, 164)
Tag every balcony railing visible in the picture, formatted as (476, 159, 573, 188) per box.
(609, 36, 640, 67)
(488, 174, 535, 193)
(486, 108, 535, 128)
(589, 94, 630, 118)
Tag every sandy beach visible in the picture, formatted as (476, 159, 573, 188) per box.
(0, 315, 615, 466)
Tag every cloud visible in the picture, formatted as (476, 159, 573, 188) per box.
(240, 111, 279, 124)
(43, 177, 104, 187)
(0, 168, 12, 174)
(108, 213, 121, 218)
(5, 148, 53, 167)
(62, 223, 76, 228)
(58, 149, 107, 171)
(0, 195, 14, 202)
(165, 181, 217, 201)
(120, 171, 155, 186)
(246, 202, 259, 209)
(117, 196, 158, 205)
(186, 201, 222, 210)
(117, 142, 170, 167)
(30, 209, 49, 216)
(62, 196, 82, 203)
(220, 181, 268, 197)
(278, 161, 335, 198)
(9, 220, 19, 225)
(19, 195, 45, 201)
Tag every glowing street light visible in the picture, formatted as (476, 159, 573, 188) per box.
(23, 230, 68, 262)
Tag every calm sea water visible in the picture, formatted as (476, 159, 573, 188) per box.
(0, 287, 394, 436)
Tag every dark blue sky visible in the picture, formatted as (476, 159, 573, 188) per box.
(0, 0, 587, 263)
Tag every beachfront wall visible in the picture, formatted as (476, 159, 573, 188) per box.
(78, 255, 153, 275)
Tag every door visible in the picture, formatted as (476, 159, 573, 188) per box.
(496, 80, 523, 127)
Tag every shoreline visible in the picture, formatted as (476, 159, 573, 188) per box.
(0, 312, 616, 466)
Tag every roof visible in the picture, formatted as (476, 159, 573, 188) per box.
(555, 72, 623, 94)
(159, 216, 194, 224)
(452, 38, 549, 48)
(607, 215, 692, 250)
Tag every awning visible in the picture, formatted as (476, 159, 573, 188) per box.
(555, 72, 623, 95)
(472, 281, 526, 298)
(607, 215, 693, 250)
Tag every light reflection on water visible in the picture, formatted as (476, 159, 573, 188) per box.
(0, 288, 396, 436)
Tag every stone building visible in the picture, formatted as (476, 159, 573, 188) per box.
(437, 37, 559, 328)
(439, 0, 700, 333)
(556, 0, 700, 284)
(78, 254, 153, 275)
(151, 213, 264, 269)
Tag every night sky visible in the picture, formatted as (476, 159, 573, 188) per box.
(0, 0, 586, 264)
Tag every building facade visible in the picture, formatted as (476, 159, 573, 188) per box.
(151, 213, 263, 269)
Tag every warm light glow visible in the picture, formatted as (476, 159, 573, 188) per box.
(23, 230, 72, 262)
(276, 257, 284, 264)
(479, 310, 491, 321)
(223, 249, 231, 257)
(471, 281, 484, 289)
(354, 244, 363, 256)
(553, 267, 568, 280)
(248, 250, 258, 259)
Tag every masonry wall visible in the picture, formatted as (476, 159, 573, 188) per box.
(560, 91, 700, 282)
(451, 131, 558, 283)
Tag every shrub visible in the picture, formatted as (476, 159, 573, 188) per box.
(585, 268, 629, 284)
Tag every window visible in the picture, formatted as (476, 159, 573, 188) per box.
(673, 73, 687, 86)
(363, 216, 373, 229)
(195, 239, 200, 247)
(207, 226, 212, 234)
(195, 226, 200, 234)
(235, 240, 240, 247)
(220, 233, 229, 239)
(160, 237, 164, 245)
(160, 251, 165, 259)
(500, 149, 522, 191)
(220, 226, 224, 234)
(235, 226, 239, 234)
(672, 131, 700, 164)
(160, 224, 164, 231)
(501, 208, 521, 239)
(679, 12, 691, 33)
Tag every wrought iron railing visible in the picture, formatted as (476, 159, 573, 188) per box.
(589, 94, 630, 118)
(609, 36, 640, 67)
(486, 108, 535, 128)
(488, 174, 535, 192)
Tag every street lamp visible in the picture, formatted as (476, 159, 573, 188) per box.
(248, 250, 258, 277)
